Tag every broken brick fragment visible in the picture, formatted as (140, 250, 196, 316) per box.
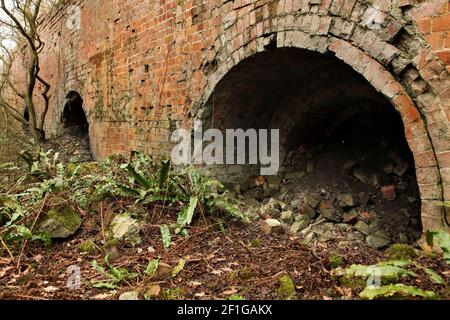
(381, 185, 396, 201)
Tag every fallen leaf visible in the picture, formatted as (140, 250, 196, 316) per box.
(223, 287, 238, 295)
(0, 266, 13, 279)
(93, 292, 116, 299)
(33, 254, 43, 262)
(189, 281, 202, 287)
(43, 286, 59, 293)
(195, 292, 206, 297)
(144, 285, 161, 299)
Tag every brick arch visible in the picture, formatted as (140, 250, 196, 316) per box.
(61, 90, 89, 129)
(197, 27, 446, 232)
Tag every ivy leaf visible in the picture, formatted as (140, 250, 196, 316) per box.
(176, 196, 198, 231)
(125, 164, 151, 189)
(145, 259, 159, 277)
(360, 284, 438, 300)
(159, 160, 171, 189)
(31, 232, 52, 250)
(172, 258, 186, 277)
(426, 229, 450, 264)
(92, 281, 117, 289)
(423, 267, 445, 285)
(160, 224, 171, 251)
(91, 260, 106, 274)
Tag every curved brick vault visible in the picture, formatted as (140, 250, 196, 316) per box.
(16, 0, 450, 232)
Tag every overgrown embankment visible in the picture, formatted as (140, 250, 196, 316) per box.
(0, 150, 448, 300)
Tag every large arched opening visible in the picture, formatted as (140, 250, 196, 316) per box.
(62, 91, 88, 131)
(201, 47, 422, 243)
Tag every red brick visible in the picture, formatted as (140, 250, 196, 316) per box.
(415, 150, 437, 168)
(437, 151, 450, 168)
(432, 14, 450, 32)
(380, 185, 396, 201)
(417, 19, 432, 33)
(436, 49, 450, 64)
(393, 94, 421, 124)
(425, 32, 446, 49)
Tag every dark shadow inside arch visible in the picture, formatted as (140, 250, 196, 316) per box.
(63, 91, 88, 132)
(60, 91, 92, 162)
(23, 107, 29, 122)
(202, 47, 422, 243)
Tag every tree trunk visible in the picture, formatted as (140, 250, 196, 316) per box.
(28, 123, 45, 143)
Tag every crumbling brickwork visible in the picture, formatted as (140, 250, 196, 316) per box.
(16, 0, 450, 231)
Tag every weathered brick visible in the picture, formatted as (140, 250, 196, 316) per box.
(330, 0, 345, 15)
(393, 93, 421, 124)
(415, 150, 437, 168)
(416, 166, 441, 185)
(432, 14, 450, 32)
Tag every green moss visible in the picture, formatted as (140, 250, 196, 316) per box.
(238, 268, 255, 280)
(228, 295, 245, 300)
(160, 288, 185, 300)
(386, 244, 416, 261)
(339, 276, 367, 291)
(80, 239, 96, 253)
(250, 238, 261, 247)
(328, 252, 344, 269)
(102, 238, 119, 250)
(277, 275, 296, 300)
(39, 206, 82, 238)
(47, 207, 81, 232)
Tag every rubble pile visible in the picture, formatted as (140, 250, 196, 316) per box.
(44, 125, 92, 163)
(234, 142, 422, 249)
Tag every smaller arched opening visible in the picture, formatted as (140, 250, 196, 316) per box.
(62, 91, 88, 133)
(23, 107, 29, 123)
(59, 91, 92, 162)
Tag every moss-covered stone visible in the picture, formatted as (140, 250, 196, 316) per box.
(38, 206, 82, 238)
(277, 275, 296, 300)
(108, 213, 141, 246)
(386, 244, 416, 260)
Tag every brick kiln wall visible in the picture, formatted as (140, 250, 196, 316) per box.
(13, 0, 450, 231)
